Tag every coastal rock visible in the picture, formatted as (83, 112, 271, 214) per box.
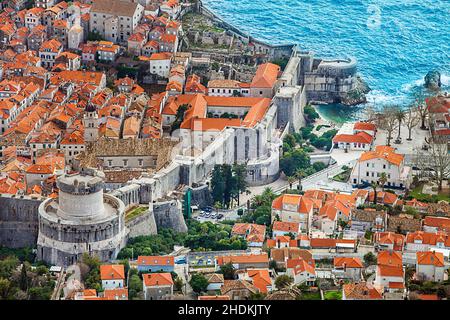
(341, 76, 371, 106)
(424, 70, 441, 91)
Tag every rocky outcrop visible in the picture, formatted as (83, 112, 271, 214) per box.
(424, 70, 441, 91)
(341, 76, 371, 106)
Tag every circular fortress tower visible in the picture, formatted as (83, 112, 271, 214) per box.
(37, 168, 127, 266)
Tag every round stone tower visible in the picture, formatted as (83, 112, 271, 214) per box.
(37, 168, 127, 266)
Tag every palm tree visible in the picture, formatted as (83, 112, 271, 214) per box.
(295, 169, 305, 191)
(370, 182, 378, 205)
(378, 172, 388, 191)
(214, 201, 222, 215)
(395, 108, 405, 139)
(287, 176, 295, 190)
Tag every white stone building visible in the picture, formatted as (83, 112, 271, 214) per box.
(350, 145, 412, 189)
(89, 0, 144, 43)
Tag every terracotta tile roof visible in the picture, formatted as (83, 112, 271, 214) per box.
(221, 279, 259, 295)
(293, 259, 315, 275)
(128, 32, 145, 43)
(205, 273, 224, 284)
(185, 74, 206, 94)
(423, 216, 450, 232)
(333, 132, 373, 144)
(250, 63, 280, 88)
(343, 282, 382, 300)
(377, 265, 404, 277)
(359, 145, 404, 166)
(418, 294, 439, 300)
(100, 264, 125, 280)
(160, 33, 177, 44)
(426, 96, 450, 114)
(272, 221, 300, 233)
(354, 122, 376, 131)
(217, 253, 268, 266)
(374, 232, 405, 250)
(143, 272, 173, 287)
(247, 269, 271, 293)
(388, 281, 405, 289)
(25, 164, 53, 174)
(137, 255, 174, 266)
(417, 251, 444, 267)
(271, 248, 313, 263)
(387, 215, 421, 233)
(40, 39, 62, 53)
(149, 52, 172, 60)
(368, 191, 399, 205)
(208, 79, 241, 89)
(334, 257, 363, 268)
(377, 251, 402, 267)
(271, 194, 313, 214)
(406, 231, 450, 247)
(103, 288, 128, 300)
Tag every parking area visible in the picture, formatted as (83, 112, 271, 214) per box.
(192, 206, 241, 223)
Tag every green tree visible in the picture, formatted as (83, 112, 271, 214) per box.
(189, 274, 209, 294)
(170, 104, 189, 133)
(304, 104, 319, 123)
(287, 176, 295, 190)
(128, 273, 142, 299)
(219, 262, 236, 280)
(280, 148, 311, 177)
(370, 182, 378, 205)
(0, 278, 12, 299)
(19, 264, 28, 292)
(174, 277, 184, 292)
(211, 165, 225, 205)
(275, 275, 293, 290)
(363, 252, 377, 266)
(232, 163, 248, 206)
(395, 108, 405, 139)
(378, 172, 388, 191)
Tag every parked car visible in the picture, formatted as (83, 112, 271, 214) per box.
(216, 214, 224, 219)
(175, 256, 186, 264)
(199, 211, 205, 216)
(204, 212, 211, 218)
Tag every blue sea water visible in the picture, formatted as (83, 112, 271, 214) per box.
(202, 0, 450, 122)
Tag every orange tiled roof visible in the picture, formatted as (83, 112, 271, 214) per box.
(272, 221, 300, 233)
(334, 257, 363, 268)
(103, 288, 128, 300)
(143, 272, 173, 287)
(137, 256, 174, 266)
(99, 264, 125, 280)
(359, 145, 404, 166)
(354, 122, 376, 131)
(377, 251, 402, 267)
(250, 63, 280, 88)
(217, 253, 268, 266)
(333, 132, 373, 144)
(416, 251, 444, 267)
(343, 282, 382, 300)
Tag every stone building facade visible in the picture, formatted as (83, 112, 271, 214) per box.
(37, 168, 127, 265)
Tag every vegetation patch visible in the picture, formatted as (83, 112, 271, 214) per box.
(125, 206, 148, 222)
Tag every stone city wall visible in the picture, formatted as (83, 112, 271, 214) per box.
(0, 195, 43, 248)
